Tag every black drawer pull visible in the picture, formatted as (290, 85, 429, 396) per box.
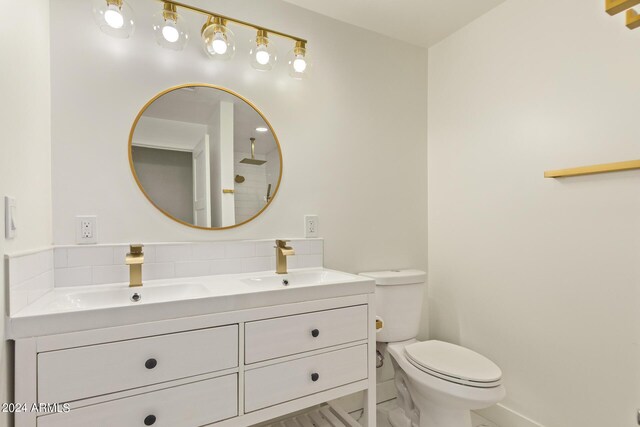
(144, 415, 156, 425)
(145, 358, 157, 369)
(311, 372, 319, 382)
(311, 329, 320, 338)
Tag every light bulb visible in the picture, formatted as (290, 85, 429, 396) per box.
(162, 21, 180, 43)
(255, 46, 270, 65)
(250, 30, 277, 71)
(211, 32, 228, 54)
(104, 4, 124, 29)
(293, 55, 307, 73)
(256, 127, 268, 132)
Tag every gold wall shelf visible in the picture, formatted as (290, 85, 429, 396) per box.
(545, 160, 640, 178)
(627, 8, 640, 28)
(606, 0, 640, 16)
(605, 0, 640, 30)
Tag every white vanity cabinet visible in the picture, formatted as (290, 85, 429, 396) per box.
(14, 294, 376, 427)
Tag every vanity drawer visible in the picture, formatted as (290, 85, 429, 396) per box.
(38, 325, 238, 403)
(245, 305, 367, 363)
(37, 374, 237, 427)
(244, 344, 367, 412)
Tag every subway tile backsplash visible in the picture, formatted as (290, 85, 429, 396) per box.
(50, 239, 323, 288)
(6, 249, 55, 316)
(6, 239, 323, 314)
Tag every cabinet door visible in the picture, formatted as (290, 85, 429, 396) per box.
(245, 306, 367, 363)
(38, 374, 237, 427)
(244, 344, 367, 412)
(38, 325, 238, 403)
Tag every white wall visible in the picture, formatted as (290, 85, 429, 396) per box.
(427, 0, 640, 426)
(0, 0, 52, 425)
(50, 0, 428, 275)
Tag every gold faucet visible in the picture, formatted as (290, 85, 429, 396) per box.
(125, 244, 144, 287)
(275, 240, 295, 274)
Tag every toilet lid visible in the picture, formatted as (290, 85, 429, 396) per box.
(405, 340, 502, 385)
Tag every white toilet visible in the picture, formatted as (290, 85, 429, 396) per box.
(360, 270, 506, 427)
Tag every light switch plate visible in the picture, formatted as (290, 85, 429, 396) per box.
(76, 215, 97, 244)
(5, 196, 16, 239)
(304, 215, 319, 238)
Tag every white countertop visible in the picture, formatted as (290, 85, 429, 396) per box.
(6, 268, 375, 339)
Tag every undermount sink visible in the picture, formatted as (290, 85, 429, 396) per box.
(47, 283, 210, 311)
(241, 269, 356, 287)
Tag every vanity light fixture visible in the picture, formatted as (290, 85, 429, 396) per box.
(202, 16, 235, 60)
(153, 3, 188, 50)
(250, 30, 277, 71)
(92, 0, 310, 78)
(92, 0, 135, 38)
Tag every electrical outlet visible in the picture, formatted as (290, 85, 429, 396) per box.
(304, 215, 319, 238)
(81, 220, 92, 238)
(76, 215, 97, 244)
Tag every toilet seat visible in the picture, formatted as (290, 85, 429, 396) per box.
(404, 340, 502, 389)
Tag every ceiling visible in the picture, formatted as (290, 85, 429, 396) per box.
(282, 0, 506, 47)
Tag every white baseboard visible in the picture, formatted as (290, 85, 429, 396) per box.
(475, 403, 544, 427)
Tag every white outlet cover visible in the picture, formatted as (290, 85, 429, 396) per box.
(76, 215, 97, 244)
(304, 215, 319, 238)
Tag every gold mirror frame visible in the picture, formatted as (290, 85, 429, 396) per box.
(128, 83, 283, 230)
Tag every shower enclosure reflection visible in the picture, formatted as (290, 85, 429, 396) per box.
(129, 85, 282, 229)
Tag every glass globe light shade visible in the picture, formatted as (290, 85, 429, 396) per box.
(249, 30, 277, 71)
(92, 0, 135, 39)
(152, 4, 189, 50)
(287, 41, 311, 79)
(202, 17, 235, 60)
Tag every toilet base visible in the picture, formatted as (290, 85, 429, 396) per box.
(388, 407, 414, 427)
(388, 397, 472, 427)
(413, 398, 472, 427)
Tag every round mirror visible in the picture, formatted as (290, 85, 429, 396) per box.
(129, 84, 282, 230)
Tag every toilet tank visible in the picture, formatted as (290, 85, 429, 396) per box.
(360, 270, 427, 343)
